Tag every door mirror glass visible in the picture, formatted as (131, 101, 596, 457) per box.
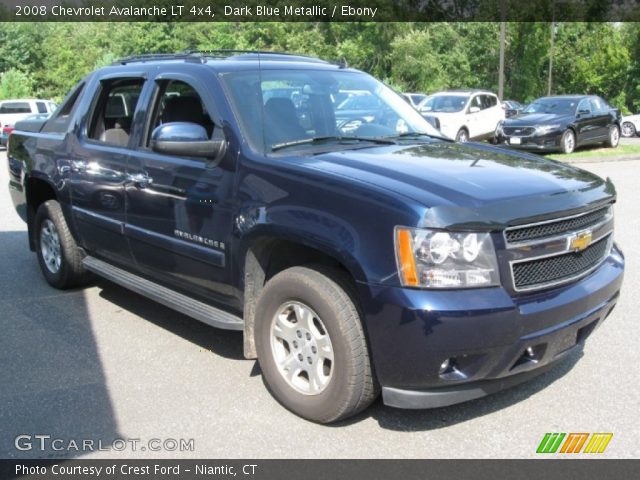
(151, 122, 226, 159)
(468, 106, 480, 114)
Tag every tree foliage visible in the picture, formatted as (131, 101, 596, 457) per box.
(0, 21, 637, 112)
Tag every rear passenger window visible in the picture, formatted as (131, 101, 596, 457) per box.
(42, 82, 85, 134)
(88, 78, 144, 147)
(146, 80, 214, 147)
(36, 101, 47, 114)
(483, 95, 497, 108)
(0, 102, 31, 114)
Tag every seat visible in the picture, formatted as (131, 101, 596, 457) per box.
(162, 96, 205, 124)
(264, 97, 307, 146)
(100, 128, 129, 146)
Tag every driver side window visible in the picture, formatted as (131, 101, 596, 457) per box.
(146, 80, 214, 147)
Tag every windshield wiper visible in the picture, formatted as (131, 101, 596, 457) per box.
(393, 131, 452, 142)
(271, 136, 396, 152)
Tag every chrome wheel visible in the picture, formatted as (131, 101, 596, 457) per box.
(270, 301, 334, 395)
(621, 122, 636, 137)
(563, 131, 575, 153)
(40, 219, 62, 274)
(610, 125, 620, 147)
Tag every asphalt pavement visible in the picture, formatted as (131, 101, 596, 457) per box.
(0, 149, 638, 459)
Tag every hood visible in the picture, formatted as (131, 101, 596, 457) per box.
(301, 141, 615, 230)
(505, 112, 573, 125)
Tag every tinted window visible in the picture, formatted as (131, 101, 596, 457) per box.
(482, 95, 497, 108)
(88, 78, 144, 146)
(42, 82, 85, 134)
(469, 95, 483, 111)
(36, 101, 47, 114)
(524, 98, 578, 115)
(0, 102, 31, 114)
(421, 95, 468, 113)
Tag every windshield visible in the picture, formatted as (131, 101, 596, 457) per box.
(419, 95, 468, 113)
(220, 69, 439, 153)
(523, 98, 577, 115)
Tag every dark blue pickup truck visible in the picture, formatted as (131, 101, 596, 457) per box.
(6, 52, 624, 423)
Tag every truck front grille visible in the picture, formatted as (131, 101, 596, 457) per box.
(512, 235, 611, 291)
(505, 207, 610, 244)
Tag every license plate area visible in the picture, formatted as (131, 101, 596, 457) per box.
(510, 137, 522, 145)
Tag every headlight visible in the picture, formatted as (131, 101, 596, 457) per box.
(534, 124, 561, 135)
(395, 227, 500, 288)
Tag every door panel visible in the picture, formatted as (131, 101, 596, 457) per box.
(125, 77, 236, 302)
(69, 77, 146, 265)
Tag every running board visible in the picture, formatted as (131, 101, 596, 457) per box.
(82, 256, 244, 331)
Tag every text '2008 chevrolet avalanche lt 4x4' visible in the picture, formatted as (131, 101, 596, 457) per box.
(7, 52, 624, 423)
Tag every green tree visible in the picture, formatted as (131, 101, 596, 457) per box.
(0, 68, 34, 100)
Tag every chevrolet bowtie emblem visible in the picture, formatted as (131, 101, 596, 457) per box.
(569, 231, 593, 252)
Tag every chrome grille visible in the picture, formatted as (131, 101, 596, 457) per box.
(503, 126, 535, 136)
(512, 236, 611, 291)
(505, 207, 610, 244)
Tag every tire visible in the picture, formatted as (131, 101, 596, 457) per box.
(255, 265, 378, 423)
(560, 129, 576, 154)
(605, 124, 620, 148)
(35, 200, 89, 289)
(621, 121, 636, 138)
(455, 128, 469, 142)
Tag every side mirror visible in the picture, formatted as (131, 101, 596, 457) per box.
(577, 109, 591, 117)
(150, 122, 226, 161)
(469, 106, 480, 114)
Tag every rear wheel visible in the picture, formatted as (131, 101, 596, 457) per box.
(560, 129, 576, 154)
(605, 124, 620, 148)
(621, 121, 636, 138)
(255, 265, 378, 423)
(35, 200, 88, 289)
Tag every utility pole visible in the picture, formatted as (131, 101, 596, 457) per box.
(548, 13, 555, 95)
(498, 0, 506, 101)
(499, 21, 505, 101)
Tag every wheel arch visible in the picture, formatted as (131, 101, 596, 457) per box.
(25, 175, 58, 251)
(240, 233, 363, 359)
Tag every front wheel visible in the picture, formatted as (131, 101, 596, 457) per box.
(621, 121, 636, 138)
(560, 129, 576, 154)
(605, 124, 620, 148)
(455, 128, 469, 142)
(255, 266, 378, 423)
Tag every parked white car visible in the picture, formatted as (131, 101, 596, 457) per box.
(417, 90, 505, 142)
(0, 98, 57, 130)
(621, 114, 640, 137)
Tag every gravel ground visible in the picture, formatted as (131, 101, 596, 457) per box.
(0, 150, 637, 459)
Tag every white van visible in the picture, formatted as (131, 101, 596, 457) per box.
(417, 90, 504, 142)
(0, 99, 57, 130)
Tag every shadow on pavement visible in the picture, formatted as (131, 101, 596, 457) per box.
(0, 231, 121, 458)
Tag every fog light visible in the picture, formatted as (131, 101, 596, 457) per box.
(439, 358, 452, 374)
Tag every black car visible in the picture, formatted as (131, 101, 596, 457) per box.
(496, 95, 621, 153)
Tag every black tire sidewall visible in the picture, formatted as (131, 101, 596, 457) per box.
(456, 128, 468, 142)
(622, 122, 635, 137)
(255, 270, 362, 423)
(35, 201, 74, 288)
(561, 130, 575, 154)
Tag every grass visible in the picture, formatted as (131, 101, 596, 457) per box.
(545, 144, 640, 161)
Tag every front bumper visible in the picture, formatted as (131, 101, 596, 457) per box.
(358, 245, 624, 409)
(496, 131, 562, 151)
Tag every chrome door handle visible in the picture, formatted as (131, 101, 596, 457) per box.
(127, 172, 153, 188)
